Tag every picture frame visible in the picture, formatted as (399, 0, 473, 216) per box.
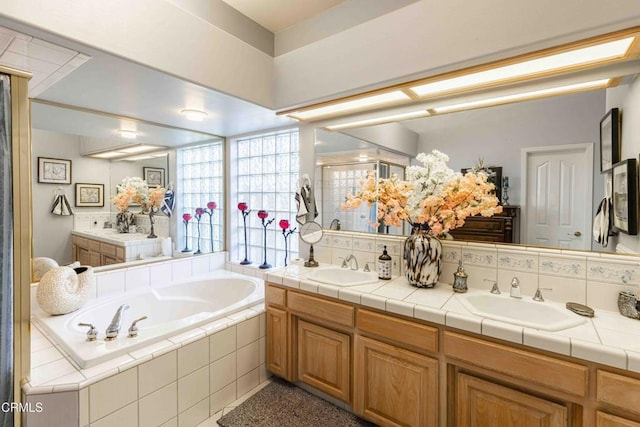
(462, 166, 503, 204)
(611, 158, 637, 235)
(75, 183, 104, 207)
(600, 107, 621, 173)
(143, 167, 165, 188)
(38, 157, 72, 184)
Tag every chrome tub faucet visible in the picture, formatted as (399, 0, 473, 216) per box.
(105, 304, 129, 340)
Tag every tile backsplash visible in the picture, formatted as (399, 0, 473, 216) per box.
(73, 211, 169, 238)
(314, 230, 640, 312)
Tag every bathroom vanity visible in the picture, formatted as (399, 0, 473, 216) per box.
(265, 277, 640, 427)
(71, 229, 162, 266)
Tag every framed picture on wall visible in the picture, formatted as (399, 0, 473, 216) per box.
(600, 108, 621, 173)
(461, 166, 502, 204)
(611, 158, 637, 235)
(38, 157, 72, 184)
(75, 183, 104, 207)
(143, 167, 165, 188)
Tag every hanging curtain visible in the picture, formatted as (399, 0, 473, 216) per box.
(0, 73, 14, 427)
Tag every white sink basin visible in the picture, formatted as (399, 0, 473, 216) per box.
(457, 293, 587, 331)
(307, 267, 379, 287)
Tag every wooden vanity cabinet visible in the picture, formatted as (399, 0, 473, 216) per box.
(72, 235, 125, 266)
(265, 282, 640, 427)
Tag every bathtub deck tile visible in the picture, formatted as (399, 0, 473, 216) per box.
(200, 319, 230, 335)
(153, 342, 182, 359)
(168, 329, 207, 346)
(227, 309, 255, 323)
(129, 339, 174, 360)
(79, 354, 135, 381)
(30, 358, 77, 386)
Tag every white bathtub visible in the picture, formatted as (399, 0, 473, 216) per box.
(32, 270, 264, 369)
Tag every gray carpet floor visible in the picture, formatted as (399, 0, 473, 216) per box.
(217, 379, 376, 427)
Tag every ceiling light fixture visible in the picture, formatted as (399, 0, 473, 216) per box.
(288, 91, 410, 120)
(117, 129, 137, 139)
(84, 144, 167, 159)
(325, 110, 430, 130)
(432, 79, 611, 114)
(181, 109, 208, 121)
(279, 28, 639, 123)
(410, 38, 634, 97)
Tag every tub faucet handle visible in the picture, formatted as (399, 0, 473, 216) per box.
(78, 322, 98, 341)
(128, 316, 148, 338)
(533, 287, 553, 302)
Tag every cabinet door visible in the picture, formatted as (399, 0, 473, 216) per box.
(102, 254, 119, 265)
(77, 246, 91, 266)
(266, 307, 289, 379)
(597, 412, 640, 427)
(354, 336, 438, 427)
(297, 320, 350, 403)
(89, 251, 101, 266)
(457, 373, 568, 427)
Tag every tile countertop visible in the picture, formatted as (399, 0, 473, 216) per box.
(265, 264, 640, 374)
(71, 229, 161, 246)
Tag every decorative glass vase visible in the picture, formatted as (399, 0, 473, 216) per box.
(403, 226, 443, 288)
(116, 210, 134, 233)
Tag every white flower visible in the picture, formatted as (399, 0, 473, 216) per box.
(405, 149, 458, 217)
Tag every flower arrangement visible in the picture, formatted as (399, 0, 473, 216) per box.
(112, 176, 166, 213)
(342, 150, 503, 236)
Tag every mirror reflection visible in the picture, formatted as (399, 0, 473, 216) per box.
(31, 101, 222, 273)
(315, 87, 614, 252)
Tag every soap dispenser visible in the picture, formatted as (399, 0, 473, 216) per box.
(452, 260, 468, 293)
(378, 246, 392, 280)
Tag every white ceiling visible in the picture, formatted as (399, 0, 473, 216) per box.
(222, 0, 346, 32)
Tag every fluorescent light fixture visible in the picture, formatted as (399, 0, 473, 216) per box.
(411, 38, 633, 97)
(326, 110, 430, 130)
(432, 79, 610, 114)
(117, 129, 137, 139)
(84, 144, 167, 159)
(289, 91, 410, 120)
(358, 155, 369, 162)
(181, 109, 208, 121)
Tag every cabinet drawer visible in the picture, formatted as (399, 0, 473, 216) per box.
(88, 239, 101, 252)
(73, 236, 88, 248)
(100, 242, 116, 257)
(597, 370, 640, 416)
(358, 309, 438, 353)
(444, 331, 588, 397)
(266, 285, 286, 307)
(288, 291, 354, 327)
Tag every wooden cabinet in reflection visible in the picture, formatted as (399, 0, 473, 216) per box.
(449, 205, 520, 244)
(72, 235, 125, 267)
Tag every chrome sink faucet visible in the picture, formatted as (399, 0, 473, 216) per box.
(105, 304, 129, 341)
(510, 277, 522, 299)
(342, 254, 359, 271)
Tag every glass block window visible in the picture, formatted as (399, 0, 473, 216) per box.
(231, 129, 299, 267)
(177, 141, 224, 253)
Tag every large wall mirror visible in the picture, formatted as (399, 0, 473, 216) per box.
(314, 78, 640, 254)
(31, 101, 223, 275)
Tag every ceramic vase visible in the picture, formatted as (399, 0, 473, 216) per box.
(403, 228, 442, 288)
(116, 210, 134, 233)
